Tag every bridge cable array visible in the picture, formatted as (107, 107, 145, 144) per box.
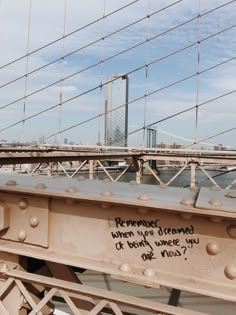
(0, 0, 235, 147)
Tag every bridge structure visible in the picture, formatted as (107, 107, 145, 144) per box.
(0, 1, 235, 314)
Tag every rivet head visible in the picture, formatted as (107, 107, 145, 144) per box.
(101, 191, 113, 197)
(18, 229, 27, 242)
(224, 264, 236, 280)
(19, 199, 28, 210)
(138, 194, 150, 201)
(180, 213, 193, 220)
(0, 263, 8, 273)
(66, 186, 78, 193)
(119, 263, 131, 272)
(5, 180, 17, 186)
(225, 191, 236, 198)
(210, 217, 222, 223)
(227, 225, 236, 239)
(180, 198, 195, 206)
(30, 216, 39, 228)
(100, 203, 111, 209)
(208, 199, 222, 207)
(206, 241, 220, 255)
(35, 183, 46, 190)
(143, 268, 155, 277)
(65, 199, 76, 205)
(137, 207, 149, 214)
(77, 176, 85, 181)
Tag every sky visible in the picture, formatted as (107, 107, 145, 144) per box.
(0, 0, 235, 148)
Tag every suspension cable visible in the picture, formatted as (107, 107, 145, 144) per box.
(0, 0, 140, 70)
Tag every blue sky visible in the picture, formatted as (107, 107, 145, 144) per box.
(0, 0, 235, 148)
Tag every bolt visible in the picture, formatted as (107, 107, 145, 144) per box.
(138, 194, 150, 201)
(0, 263, 8, 273)
(66, 186, 78, 193)
(30, 216, 39, 228)
(18, 229, 27, 242)
(180, 213, 193, 220)
(206, 241, 220, 255)
(227, 225, 236, 239)
(100, 203, 111, 209)
(119, 263, 131, 272)
(137, 207, 149, 214)
(35, 183, 47, 190)
(143, 268, 155, 277)
(180, 198, 195, 206)
(208, 199, 222, 207)
(224, 264, 236, 280)
(101, 191, 113, 197)
(210, 217, 222, 223)
(5, 180, 17, 186)
(19, 199, 28, 210)
(77, 176, 85, 181)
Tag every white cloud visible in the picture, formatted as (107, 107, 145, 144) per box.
(0, 0, 235, 145)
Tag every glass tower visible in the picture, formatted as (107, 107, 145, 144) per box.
(104, 75, 129, 146)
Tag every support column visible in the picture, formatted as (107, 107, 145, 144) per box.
(89, 160, 94, 180)
(190, 162, 197, 188)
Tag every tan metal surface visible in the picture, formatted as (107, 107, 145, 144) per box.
(0, 174, 234, 307)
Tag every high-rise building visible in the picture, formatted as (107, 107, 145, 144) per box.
(104, 75, 129, 146)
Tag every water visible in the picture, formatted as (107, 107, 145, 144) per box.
(93, 169, 236, 189)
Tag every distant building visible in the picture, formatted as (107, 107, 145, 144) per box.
(146, 127, 157, 148)
(104, 75, 129, 146)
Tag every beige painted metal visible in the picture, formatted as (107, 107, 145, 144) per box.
(0, 173, 234, 310)
(0, 173, 235, 313)
(0, 269, 210, 315)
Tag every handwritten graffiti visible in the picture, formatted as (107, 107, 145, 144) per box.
(111, 217, 200, 261)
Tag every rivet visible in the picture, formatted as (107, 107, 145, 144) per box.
(30, 216, 39, 228)
(227, 225, 236, 239)
(0, 263, 8, 273)
(180, 198, 195, 206)
(137, 207, 149, 214)
(129, 180, 137, 185)
(66, 186, 78, 193)
(208, 199, 222, 207)
(138, 194, 150, 201)
(5, 180, 17, 186)
(180, 213, 193, 220)
(35, 183, 46, 190)
(206, 241, 220, 255)
(101, 191, 113, 197)
(100, 203, 111, 209)
(143, 268, 155, 277)
(18, 229, 27, 242)
(225, 191, 236, 198)
(210, 217, 222, 223)
(224, 264, 236, 280)
(19, 199, 28, 210)
(65, 199, 76, 205)
(77, 176, 85, 181)
(119, 263, 131, 272)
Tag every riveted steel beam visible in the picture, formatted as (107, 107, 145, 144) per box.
(0, 174, 235, 303)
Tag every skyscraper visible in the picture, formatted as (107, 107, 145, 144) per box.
(104, 75, 129, 147)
